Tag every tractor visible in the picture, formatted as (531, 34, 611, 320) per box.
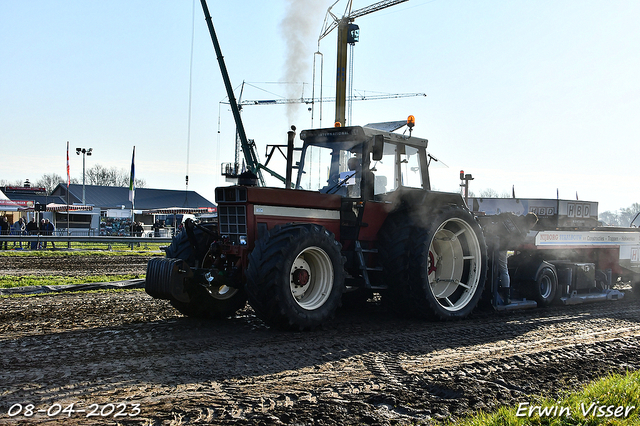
(146, 119, 488, 330)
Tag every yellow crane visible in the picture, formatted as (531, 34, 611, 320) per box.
(318, 0, 409, 127)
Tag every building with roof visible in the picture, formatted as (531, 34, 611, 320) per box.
(1, 183, 215, 236)
(51, 183, 215, 212)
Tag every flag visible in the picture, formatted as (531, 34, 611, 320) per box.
(66, 141, 70, 187)
(128, 146, 135, 203)
(512, 185, 515, 198)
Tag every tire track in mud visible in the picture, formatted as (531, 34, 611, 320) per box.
(0, 255, 153, 277)
(2, 289, 640, 424)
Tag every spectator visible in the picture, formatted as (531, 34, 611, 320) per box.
(12, 217, 26, 249)
(0, 216, 9, 250)
(483, 212, 538, 305)
(26, 217, 38, 250)
(39, 219, 46, 249)
(44, 219, 55, 249)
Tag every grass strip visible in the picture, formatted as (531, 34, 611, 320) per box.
(2, 288, 147, 299)
(450, 370, 640, 425)
(0, 274, 143, 289)
(0, 247, 165, 257)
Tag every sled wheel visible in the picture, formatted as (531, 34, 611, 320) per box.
(529, 264, 557, 307)
(246, 224, 345, 331)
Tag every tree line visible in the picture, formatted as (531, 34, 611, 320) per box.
(599, 204, 640, 227)
(1, 164, 146, 194)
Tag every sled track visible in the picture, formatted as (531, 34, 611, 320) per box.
(1, 285, 640, 424)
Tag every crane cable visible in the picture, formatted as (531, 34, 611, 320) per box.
(185, 0, 197, 193)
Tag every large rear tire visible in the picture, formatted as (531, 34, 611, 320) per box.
(245, 224, 346, 331)
(377, 212, 414, 314)
(166, 221, 246, 319)
(381, 206, 487, 320)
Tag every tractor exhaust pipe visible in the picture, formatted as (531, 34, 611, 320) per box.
(285, 125, 296, 189)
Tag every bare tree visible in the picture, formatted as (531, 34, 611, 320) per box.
(599, 210, 621, 226)
(476, 188, 511, 198)
(620, 203, 640, 227)
(85, 164, 118, 186)
(479, 188, 500, 198)
(0, 179, 25, 188)
(35, 174, 60, 193)
(34, 174, 81, 193)
(84, 164, 145, 188)
(599, 203, 640, 227)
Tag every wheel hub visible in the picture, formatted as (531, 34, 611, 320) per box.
(428, 251, 437, 275)
(293, 268, 310, 286)
(289, 247, 334, 310)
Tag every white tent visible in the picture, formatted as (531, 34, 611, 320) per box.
(0, 190, 23, 212)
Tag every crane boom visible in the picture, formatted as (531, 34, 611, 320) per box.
(319, 0, 408, 40)
(227, 92, 426, 106)
(349, 0, 409, 20)
(199, 0, 265, 185)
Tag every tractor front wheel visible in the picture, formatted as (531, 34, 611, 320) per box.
(165, 221, 246, 319)
(245, 224, 346, 330)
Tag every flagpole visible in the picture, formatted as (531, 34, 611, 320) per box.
(66, 141, 70, 239)
(129, 146, 136, 237)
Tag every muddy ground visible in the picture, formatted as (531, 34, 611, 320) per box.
(0, 255, 153, 277)
(1, 255, 640, 425)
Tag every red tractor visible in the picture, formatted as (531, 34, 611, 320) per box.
(146, 120, 488, 330)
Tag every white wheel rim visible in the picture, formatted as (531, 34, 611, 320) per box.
(539, 274, 553, 299)
(428, 218, 482, 312)
(290, 246, 334, 310)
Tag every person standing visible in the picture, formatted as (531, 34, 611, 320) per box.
(26, 217, 38, 250)
(12, 217, 26, 248)
(483, 212, 538, 305)
(39, 219, 46, 249)
(44, 219, 55, 249)
(153, 220, 165, 237)
(0, 216, 9, 250)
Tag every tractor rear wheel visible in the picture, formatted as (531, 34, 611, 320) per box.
(245, 224, 345, 331)
(411, 206, 487, 319)
(166, 221, 246, 319)
(377, 212, 414, 314)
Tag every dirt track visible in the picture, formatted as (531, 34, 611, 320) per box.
(1, 255, 640, 425)
(0, 255, 153, 277)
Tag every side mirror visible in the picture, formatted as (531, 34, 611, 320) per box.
(371, 134, 384, 161)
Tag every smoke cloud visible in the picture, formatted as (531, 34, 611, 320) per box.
(280, 0, 329, 126)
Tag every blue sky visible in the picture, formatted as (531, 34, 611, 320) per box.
(1, 0, 638, 214)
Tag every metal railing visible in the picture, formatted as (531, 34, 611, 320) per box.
(0, 234, 172, 251)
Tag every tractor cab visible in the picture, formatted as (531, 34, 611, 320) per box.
(296, 120, 431, 201)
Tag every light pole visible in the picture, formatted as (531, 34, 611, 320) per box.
(76, 147, 93, 204)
